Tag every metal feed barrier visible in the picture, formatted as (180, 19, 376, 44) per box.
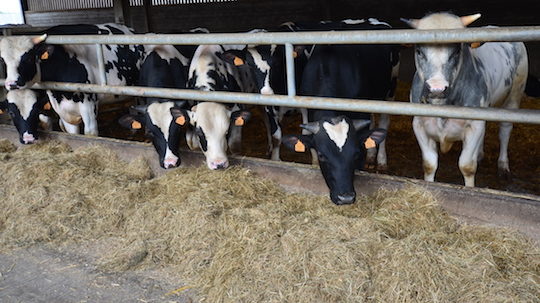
(1, 26, 540, 124)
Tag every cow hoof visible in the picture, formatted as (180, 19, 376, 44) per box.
(377, 164, 388, 172)
(497, 168, 512, 180)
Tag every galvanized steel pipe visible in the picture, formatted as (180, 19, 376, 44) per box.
(95, 44, 107, 86)
(28, 27, 540, 45)
(4, 80, 538, 125)
(285, 43, 296, 97)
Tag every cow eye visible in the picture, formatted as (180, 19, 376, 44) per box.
(317, 152, 327, 162)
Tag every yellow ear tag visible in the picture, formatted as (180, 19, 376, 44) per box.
(365, 137, 376, 149)
(234, 116, 244, 126)
(175, 116, 186, 125)
(131, 121, 142, 129)
(233, 57, 244, 66)
(43, 102, 51, 110)
(292, 51, 298, 58)
(294, 141, 305, 152)
(470, 42, 482, 49)
(41, 51, 49, 60)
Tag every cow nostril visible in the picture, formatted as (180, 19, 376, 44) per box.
(336, 193, 356, 205)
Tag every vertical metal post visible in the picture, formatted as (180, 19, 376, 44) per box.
(95, 44, 107, 86)
(285, 43, 296, 97)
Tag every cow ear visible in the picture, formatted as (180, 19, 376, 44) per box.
(219, 50, 246, 66)
(170, 107, 190, 126)
(118, 114, 144, 130)
(362, 128, 387, 149)
(0, 99, 7, 114)
(32, 34, 47, 45)
(282, 135, 313, 153)
(230, 110, 251, 126)
(352, 119, 371, 131)
(460, 13, 481, 27)
(37, 44, 54, 61)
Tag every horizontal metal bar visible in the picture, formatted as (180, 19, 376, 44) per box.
(2, 80, 538, 124)
(13, 26, 540, 45)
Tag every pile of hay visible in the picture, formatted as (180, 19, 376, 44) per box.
(0, 139, 538, 302)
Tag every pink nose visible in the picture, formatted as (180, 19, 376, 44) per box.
(22, 133, 36, 144)
(163, 157, 179, 169)
(5, 81, 18, 90)
(210, 160, 229, 170)
(426, 78, 449, 93)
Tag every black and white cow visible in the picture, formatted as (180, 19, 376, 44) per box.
(402, 13, 528, 186)
(0, 23, 145, 140)
(118, 43, 193, 169)
(184, 44, 253, 170)
(0, 89, 52, 143)
(222, 20, 399, 167)
(281, 38, 396, 204)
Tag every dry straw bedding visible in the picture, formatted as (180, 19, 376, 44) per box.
(0, 139, 538, 302)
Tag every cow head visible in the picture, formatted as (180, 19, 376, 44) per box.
(402, 13, 481, 104)
(186, 102, 251, 170)
(1, 89, 50, 144)
(0, 34, 52, 90)
(119, 101, 188, 169)
(283, 117, 386, 205)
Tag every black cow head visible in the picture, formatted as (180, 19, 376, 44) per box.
(1, 89, 51, 144)
(283, 116, 386, 205)
(119, 101, 189, 169)
(0, 34, 53, 90)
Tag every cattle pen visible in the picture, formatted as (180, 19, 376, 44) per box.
(1, 11, 540, 303)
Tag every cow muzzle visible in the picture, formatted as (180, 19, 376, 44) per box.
(426, 78, 449, 98)
(163, 156, 180, 169)
(5, 81, 20, 91)
(208, 159, 229, 170)
(332, 192, 356, 205)
(21, 132, 36, 144)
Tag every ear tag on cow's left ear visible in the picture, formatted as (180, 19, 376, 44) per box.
(131, 121, 142, 130)
(292, 51, 298, 58)
(41, 51, 49, 60)
(234, 116, 244, 126)
(175, 116, 186, 125)
(294, 140, 306, 152)
(233, 57, 244, 66)
(365, 137, 376, 149)
(43, 102, 51, 110)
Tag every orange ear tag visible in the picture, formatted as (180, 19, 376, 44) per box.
(294, 141, 305, 152)
(131, 121, 142, 129)
(292, 51, 298, 58)
(364, 137, 376, 149)
(470, 42, 482, 49)
(41, 51, 49, 60)
(234, 116, 244, 126)
(43, 102, 51, 110)
(233, 57, 244, 66)
(0, 109, 4, 114)
(175, 116, 186, 125)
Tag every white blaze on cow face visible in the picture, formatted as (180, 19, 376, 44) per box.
(322, 119, 349, 152)
(0, 37, 40, 90)
(189, 102, 231, 170)
(247, 47, 274, 95)
(8, 89, 38, 120)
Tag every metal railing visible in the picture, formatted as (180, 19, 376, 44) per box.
(1, 26, 540, 124)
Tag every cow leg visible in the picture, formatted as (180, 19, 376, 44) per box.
(413, 117, 438, 182)
(497, 121, 513, 178)
(459, 120, 485, 187)
(263, 106, 281, 161)
(80, 100, 98, 136)
(185, 129, 198, 150)
(60, 119, 80, 134)
(376, 113, 390, 170)
(39, 114, 52, 131)
(310, 148, 319, 166)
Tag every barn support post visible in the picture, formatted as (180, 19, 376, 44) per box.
(285, 43, 296, 97)
(113, 0, 131, 27)
(95, 44, 107, 86)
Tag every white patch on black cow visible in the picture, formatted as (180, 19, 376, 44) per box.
(322, 119, 349, 152)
